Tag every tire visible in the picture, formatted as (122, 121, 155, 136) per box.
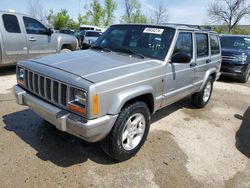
(101, 101, 150, 161)
(238, 68, 250, 83)
(192, 76, 214, 108)
(60, 48, 71, 53)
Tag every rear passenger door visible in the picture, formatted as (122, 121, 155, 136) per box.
(163, 31, 195, 106)
(22, 16, 57, 58)
(194, 33, 210, 85)
(0, 14, 28, 64)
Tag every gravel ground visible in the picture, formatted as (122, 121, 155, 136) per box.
(0, 67, 249, 188)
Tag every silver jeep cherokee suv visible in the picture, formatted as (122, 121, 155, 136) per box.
(14, 24, 221, 161)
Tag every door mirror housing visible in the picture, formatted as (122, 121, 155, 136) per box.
(46, 28, 53, 36)
(171, 52, 191, 64)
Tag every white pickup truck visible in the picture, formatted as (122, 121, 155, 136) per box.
(0, 11, 78, 67)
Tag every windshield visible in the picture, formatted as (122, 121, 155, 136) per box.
(86, 31, 102, 37)
(220, 36, 250, 50)
(93, 25, 176, 60)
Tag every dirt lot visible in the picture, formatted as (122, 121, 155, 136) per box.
(0, 67, 249, 188)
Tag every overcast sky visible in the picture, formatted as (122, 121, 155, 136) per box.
(0, 0, 249, 25)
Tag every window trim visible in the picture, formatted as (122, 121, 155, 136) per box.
(195, 32, 209, 59)
(2, 14, 21, 34)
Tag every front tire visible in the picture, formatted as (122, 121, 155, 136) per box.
(101, 101, 150, 161)
(60, 48, 71, 53)
(192, 76, 214, 108)
(238, 68, 250, 83)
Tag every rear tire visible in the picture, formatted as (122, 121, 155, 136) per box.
(192, 76, 214, 108)
(101, 101, 150, 161)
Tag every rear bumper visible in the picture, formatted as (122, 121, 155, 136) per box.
(13, 85, 118, 142)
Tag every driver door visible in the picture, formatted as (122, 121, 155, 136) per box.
(162, 31, 196, 106)
(22, 16, 57, 59)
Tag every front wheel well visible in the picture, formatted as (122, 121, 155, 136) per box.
(61, 44, 75, 51)
(121, 93, 154, 114)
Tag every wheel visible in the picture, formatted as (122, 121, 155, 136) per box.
(238, 68, 250, 83)
(101, 101, 150, 161)
(60, 48, 71, 53)
(192, 76, 214, 108)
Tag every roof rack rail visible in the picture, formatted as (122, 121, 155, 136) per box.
(161, 23, 212, 31)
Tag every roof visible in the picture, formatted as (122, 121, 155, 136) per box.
(0, 10, 29, 17)
(220, 34, 250, 38)
(111, 23, 217, 33)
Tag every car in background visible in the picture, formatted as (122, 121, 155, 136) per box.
(77, 30, 102, 49)
(0, 11, 79, 67)
(59, 29, 78, 37)
(220, 34, 250, 83)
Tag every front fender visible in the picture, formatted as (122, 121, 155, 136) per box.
(107, 85, 154, 115)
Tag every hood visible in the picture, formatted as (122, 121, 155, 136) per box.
(222, 48, 250, 56)
(31, 50, 162, 83)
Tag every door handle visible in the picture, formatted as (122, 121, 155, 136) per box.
(206, 59, 211, 64)
(28, 37, 36, 41)
(190, 63, 197, 68)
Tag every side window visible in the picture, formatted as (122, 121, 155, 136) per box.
(2, 14, 21, 33)
(210, 35, 220, 55)
(196, 33, 209, 58)
(173, 32, 193, 58)
(23, 17, 47, 35)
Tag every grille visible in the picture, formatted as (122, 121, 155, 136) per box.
(222, 55, 235, 62)
(23, 69, 68, 107)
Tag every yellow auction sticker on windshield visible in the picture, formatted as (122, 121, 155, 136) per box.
(143, 28, 164, 35)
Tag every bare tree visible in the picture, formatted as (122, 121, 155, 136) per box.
(207, 0, 250, 32)
(151, 2, 168, 24)
(27, 0, 47, 22)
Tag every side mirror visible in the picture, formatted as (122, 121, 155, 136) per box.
(171, 52, 191, 63)
(46, 28, 53, 36)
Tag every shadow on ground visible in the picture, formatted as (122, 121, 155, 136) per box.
(2, 97, 194, 167)
(0, 66, 16, 76)
(235, 107, 250, 158)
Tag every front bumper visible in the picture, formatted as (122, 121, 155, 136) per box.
(220, 63, 249, 77)
(13, 85, 118, 142)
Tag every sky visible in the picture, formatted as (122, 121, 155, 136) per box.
(0, 0, 249, 25)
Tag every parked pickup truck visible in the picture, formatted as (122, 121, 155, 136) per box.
(14, 24, 221, 161)
(0, 11, 78, 67)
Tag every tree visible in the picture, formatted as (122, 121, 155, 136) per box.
(84, 0, 104, 26)
(121, 0, 148, 23)
(27, 0, 47, 23)
(207, 0, 250, 32)
(47, 9, 79, 30)
(103, 0, 117, 26)
(150, 2, 168, 24)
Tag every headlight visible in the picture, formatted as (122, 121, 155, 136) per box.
(67, 88, 87, 115)
(17, 67, 24, 85)
(73, 89, 86, 106)
(233, 53, 248, 63)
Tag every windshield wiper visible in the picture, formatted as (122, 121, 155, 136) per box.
(91, 45, 111, 52)
(113, 48, 145, 59)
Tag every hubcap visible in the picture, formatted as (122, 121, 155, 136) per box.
(122, 113, 146, 151)
(203, 81, 212, 103)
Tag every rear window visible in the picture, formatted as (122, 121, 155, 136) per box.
(210, 35, 220, 55)
(2, 14, 21, 33)
(86, 32, 102, 37)
(196, 33, 209, 58)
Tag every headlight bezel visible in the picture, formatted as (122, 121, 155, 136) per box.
(17, 66, 24, 85)
(67, 88, 88, 116)
(233, 53, 248, 63)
